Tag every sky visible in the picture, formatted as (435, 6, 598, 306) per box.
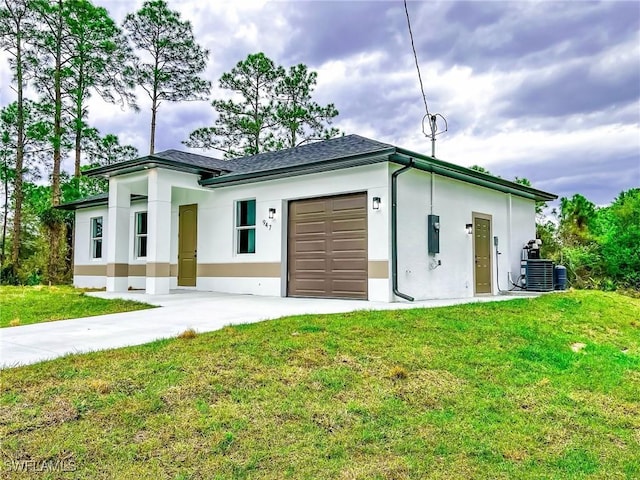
(1, 0, 639, 207)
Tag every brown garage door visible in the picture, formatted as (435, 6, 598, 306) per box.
(288, 192, 368, 299)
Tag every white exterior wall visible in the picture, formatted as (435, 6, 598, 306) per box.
(73, 163, 391, 300)
(74, 200, 150, 289)
(195, 162, 391, 301)
(128, 201, 149, 290)
(73, 205, 108, 288)
(73, 162, 537, 302)
(509, 195, 537, 284)
(394, 165, 536, 300)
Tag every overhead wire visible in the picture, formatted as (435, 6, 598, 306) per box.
(403, 0, 430, 118)
(403, 0, 448, 155)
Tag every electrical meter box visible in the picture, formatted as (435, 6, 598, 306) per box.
(428, 214, 440, 254)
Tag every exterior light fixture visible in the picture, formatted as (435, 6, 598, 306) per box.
(268, 208, 276, 220)
(372, 196, 381, 210)
(466, 223, 473, 234)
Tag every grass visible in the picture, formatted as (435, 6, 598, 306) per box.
(0, 285, 153, 328)
(1, 290, 639, 479)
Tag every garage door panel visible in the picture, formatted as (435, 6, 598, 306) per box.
(332, 195, 366, 212)
(331, 258, 367, 273)
(331, 237, 367, 252)
(330, 207, 366, 217)
(331, 208, 365, 218)
(288, 192, 368, 299)
(326, 258, 368, 276)
(294, 239, 327, 253)
(332, 218, 366, 233)
(294, 258, 327, 272)
(294, 279, 327, 295)
(331, 250, 367, 259)
(294, 220, 327, 235)
(294, 199, 329, 216)
(330, 279, 368, 297)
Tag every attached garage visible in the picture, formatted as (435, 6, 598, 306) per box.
(70, 134, 556, 301)
(287, 192, 368, 299)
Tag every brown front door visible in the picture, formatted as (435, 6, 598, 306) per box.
(288, 192, 368, 299)
(473, 214, 492, 294)
(178, 204, 197, 287)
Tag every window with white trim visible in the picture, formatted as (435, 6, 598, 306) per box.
(235, 199, 256, 254)
(90, 216, 103, 259)
(135, 211, 148, 258)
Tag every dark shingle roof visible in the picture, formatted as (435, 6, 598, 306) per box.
(75, 133, 557, 203)
(84, 149, 231, 177)
(85, 135, 391, 179)
(57, 193, 147, 210)
(202, 134, 556, 201)
(225, 134, 394, 175)
(152, 149, 233, 172)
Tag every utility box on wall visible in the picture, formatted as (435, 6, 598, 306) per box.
(428, 214, 440, 254)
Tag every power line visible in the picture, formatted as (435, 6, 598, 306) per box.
(403, 0, 429, 117)
(403, 0, 448, 157)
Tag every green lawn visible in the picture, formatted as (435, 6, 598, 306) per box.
(0, 285, 153, 328)
(1, 290, 639, 479)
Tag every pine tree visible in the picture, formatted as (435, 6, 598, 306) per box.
(185, 53, 340, 158)
(82, 129, 138, 166)
(0, 0, 33, 270)
(28, 0, 71, 282)
(0, 100, 52, 276)
(275, 63, 339, 149)
(185, 52, 280, 158)
(61, 0, 137, 177)
(123, 0, 210, 154)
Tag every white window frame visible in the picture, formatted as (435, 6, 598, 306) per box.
(135, 211, 148, 259)
(90, 216, 103, 259)
(235, 199, 256, 255)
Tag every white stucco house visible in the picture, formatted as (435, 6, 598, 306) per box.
(61, 134, 556, 302)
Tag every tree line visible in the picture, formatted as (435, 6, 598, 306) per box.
(1, 0, 340, 284)
(538, 190, 639, 292)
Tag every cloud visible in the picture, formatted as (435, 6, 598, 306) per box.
(432, 1, 639, 71)
(0, 0, 638, 208)
(433, 122, 640, 205)
(499, 37, 640, 119)
(281, 1, 403, 67)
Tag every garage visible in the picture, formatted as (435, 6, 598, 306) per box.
(287, 192, 368, 299)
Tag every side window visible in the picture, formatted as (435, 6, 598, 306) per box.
(236, 199, 256, 254)
(135, 211, 148, 258)
(90, 216, 103, 259)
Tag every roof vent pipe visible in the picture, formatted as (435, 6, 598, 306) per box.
(391, 158, 415, 302)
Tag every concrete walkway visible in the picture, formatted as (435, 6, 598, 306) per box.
(1, 290, 538, 368)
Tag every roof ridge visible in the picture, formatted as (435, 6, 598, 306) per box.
(347, 133, 394, 146)
(225, 133, 393, 166)
(153, 149, 222, 159)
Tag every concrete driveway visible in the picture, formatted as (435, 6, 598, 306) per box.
(1, 290, 538, 368)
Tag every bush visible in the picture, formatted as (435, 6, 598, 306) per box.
(0, 264, 19, 285)
(547, 189, 640, 293)
(561, 244, 604, 289)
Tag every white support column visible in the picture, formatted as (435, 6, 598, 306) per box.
(145, 169, 172, 294)
(106, 179, 130, 292)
